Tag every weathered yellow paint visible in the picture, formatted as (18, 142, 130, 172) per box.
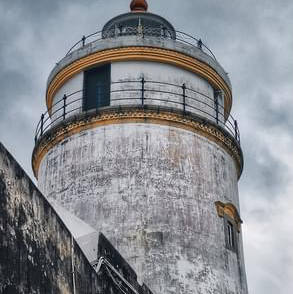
(32, 109, 242, 179)
(215, 201, 243, 232)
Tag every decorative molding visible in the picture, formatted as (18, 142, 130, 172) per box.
(46, 47, 232, 116)
(32, 108, 243, 180)
(215, 201, 243, 232)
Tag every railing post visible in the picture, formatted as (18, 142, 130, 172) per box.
(234, 120, 238, 142)
(40, 113, 44, 137)
(182, 83, 186, 113)
(82, 35, 86, 47)
(141, 78, 145, 106)
(113, 25, 119, 37)
(119, 25, 123, 36)
(138, 20, 143, 36)
(63, 94, 67, 120)
(197, 38, 202, 49)
(162, 26, 166, 37)
(215, 95, 219, 124)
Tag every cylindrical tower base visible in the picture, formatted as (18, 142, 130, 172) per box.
(37, 118, 247, 294)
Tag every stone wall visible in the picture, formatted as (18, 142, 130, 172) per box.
(0, 142, 101, 293)
(0, 142, 153, 294)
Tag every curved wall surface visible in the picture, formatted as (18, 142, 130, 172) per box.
(37, 122, 247, 294)
(35, 10, 247, 293)
(50, 61, 224, 124)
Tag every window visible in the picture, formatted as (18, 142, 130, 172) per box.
(225, 218, 237, 251)
(215, 201, 242, 253)
(227, 220, 235, 248)
(83, 64, 111, 111)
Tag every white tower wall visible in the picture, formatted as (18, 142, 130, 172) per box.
(50, 61, 223, 124)
(37, 122, 246, 293)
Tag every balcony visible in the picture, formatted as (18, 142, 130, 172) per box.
(65, 25, 216, 60)
(35, 79, 240, 145)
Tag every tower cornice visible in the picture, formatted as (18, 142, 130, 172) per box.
(32, 106, 243, 180)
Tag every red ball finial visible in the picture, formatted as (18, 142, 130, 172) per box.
(130, 0, 148, 12)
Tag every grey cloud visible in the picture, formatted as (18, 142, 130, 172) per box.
(1, 0, 76, 21)
(0, 1, 293, 293)
(0, 70, 31, 115)
(240, 138, 289, 196)
(237, 88, 293, 135)
(251, 90, 293, 131)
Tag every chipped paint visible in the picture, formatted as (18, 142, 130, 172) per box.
(38, 122, 248, 293)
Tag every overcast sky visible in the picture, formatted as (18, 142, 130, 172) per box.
(0, 0, 292, 293)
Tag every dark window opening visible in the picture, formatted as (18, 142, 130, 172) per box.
(83, 64, 111, 111)
(227, 221, 235, 247)
(225, 218, 237, 252)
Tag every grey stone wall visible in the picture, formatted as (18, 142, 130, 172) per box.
(0, 142, 101, 294)
(0, 141, 158, 294)
(38, 122, 248, 294)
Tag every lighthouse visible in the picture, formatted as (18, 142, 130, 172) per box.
(32, 0, 248, 293)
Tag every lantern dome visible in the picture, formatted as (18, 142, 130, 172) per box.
(102, 2, 176, 39)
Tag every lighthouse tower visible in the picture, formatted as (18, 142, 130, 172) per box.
(32, 1, 248, 293)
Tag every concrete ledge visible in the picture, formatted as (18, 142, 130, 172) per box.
(32, 105, 243, 180)
(47, 35, 231, 91)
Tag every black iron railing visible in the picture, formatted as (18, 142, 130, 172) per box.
(65, 25, 216, 60)
(35, 79, 240, 144)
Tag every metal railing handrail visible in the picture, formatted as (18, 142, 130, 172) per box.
(63, 25, 216, 60)
(35, 79, 240, 145)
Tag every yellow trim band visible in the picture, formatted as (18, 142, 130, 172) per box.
(32, 109, 242, 179)
(46, 47, 232, 115)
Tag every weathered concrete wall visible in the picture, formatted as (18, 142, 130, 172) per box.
(51, 72, 83, 123)
(111, 61, 220, 122)
(0, 142, 101, 294)
(96, 233, 154, 294)
(38, 123, 248, 294)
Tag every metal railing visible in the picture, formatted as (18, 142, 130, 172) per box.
(35, 79, 240, 144)
(65, 25, 216, 60)
(92, 257, 139, 294)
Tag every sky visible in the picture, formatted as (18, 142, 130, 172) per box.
(0, 0, 292, 293)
